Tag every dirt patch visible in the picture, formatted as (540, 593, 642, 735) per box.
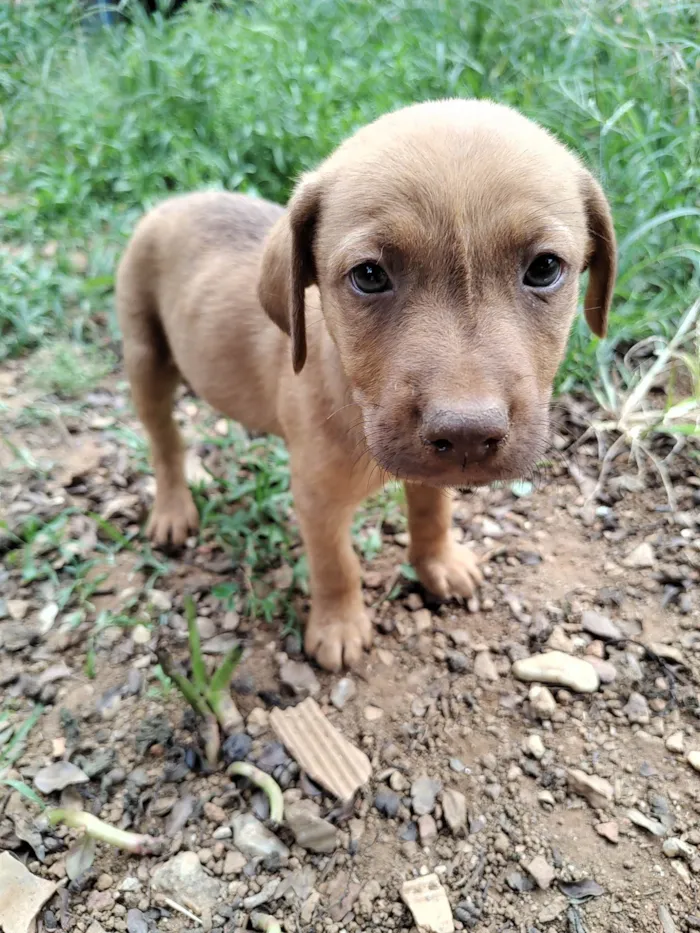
(1, 369, 699, 933)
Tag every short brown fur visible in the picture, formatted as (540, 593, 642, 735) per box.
(117, 99, 616, 671)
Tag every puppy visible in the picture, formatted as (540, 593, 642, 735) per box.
(117, 99, 616, 671)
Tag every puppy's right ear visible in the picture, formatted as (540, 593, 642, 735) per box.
(258, 174, 322, 374)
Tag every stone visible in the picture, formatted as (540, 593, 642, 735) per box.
(449, 630, 471, 648)
(231, 814, 289, 861)
(246, 708, 269, 737)
(301, 891, 321, 923)
(538, 896, 568, 925)
(666, 732, 685, 754)
(474, 651, 498, 682)
(627, 808, 668, 837)
(2, 621, 39, 653)
(7, 600, 29, 621)
(512, 651, 599, 693)
(525, 734, 546, 760)
(86, 924, 106, 933)
(587, 658, 617, 684)
(374, 790, 400, 819)
(596, 821, 619, 844)
(506, 871, 535, 893)
(581, 610, 622, 640)
(441, 788, 467, 834)
(37, 602, 59, 634)
(279, 659, 320, 698)
(658, 906, 678, 933)
(389, 770, 407, 792)
(285, 803, 338, 853)
(567, 769, 614, 809)
(624, 692, 650, 724)
(526, 855, 555, 890)
(201, 634, 239, 655)
(411, 775, 441, 815)
(546, 625, 575, 654)
(223, 850, 246, 876)
(95, 874, 113, 891)
(203, 802, 227, 824)
(330, 677, 356, 710)
(131, 625, 151, 646)
(357, 879, 382, 916)
(150, 852, 222, 912)
(412, 609, 433, 633)
(687, 751, 700, 773)
(401, 874, 455, 933)
(196, 616, 216, 640)
(222, 733, 252, 764)
(446, 651, 469, 673)
(622, 542, 655, 568)
(148, 589, 172, 612)
(363, 705, 383, 722)
(529, 684, 556, 719)
(126, 909, 148, 933)
(663, 838, 696, 861)
(418, 814, 438, 845)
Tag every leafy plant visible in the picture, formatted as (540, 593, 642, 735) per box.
(157, 595, 243, 765)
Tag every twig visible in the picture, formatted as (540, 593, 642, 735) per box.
(159, 896, 203, 926)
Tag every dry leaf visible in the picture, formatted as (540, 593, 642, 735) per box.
(34, 761, 89, 795)
(65, 834, 97, 881)
(0, 851, 57, 933)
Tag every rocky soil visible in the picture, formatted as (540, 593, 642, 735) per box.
(1, 361, 699, 933)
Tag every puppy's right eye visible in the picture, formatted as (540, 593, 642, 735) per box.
(349, 262, 392, 295)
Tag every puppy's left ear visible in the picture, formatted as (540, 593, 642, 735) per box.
(258, 173, 323, 374)
(580, 172, 617, 338)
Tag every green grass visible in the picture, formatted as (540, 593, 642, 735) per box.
(0, 2, 697, 641)
(1, 0, 698, 386)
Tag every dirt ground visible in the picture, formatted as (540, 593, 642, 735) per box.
(1, 358, 699, 933)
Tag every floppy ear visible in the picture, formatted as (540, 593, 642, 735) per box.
(258, 173, 322, 373)
(580, 172, 617, 338)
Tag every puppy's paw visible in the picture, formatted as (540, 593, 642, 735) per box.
(147, 486, 199, 547)
(412, 543, 482, 601)
(305, 602, 373, 672)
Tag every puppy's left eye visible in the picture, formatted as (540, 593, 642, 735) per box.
(523, 254, 562, 289)
(349, 262, 392, 295)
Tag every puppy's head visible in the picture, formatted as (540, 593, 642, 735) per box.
(260, 99, 616, 486)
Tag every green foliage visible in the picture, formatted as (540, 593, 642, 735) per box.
(0, 0, 697, 383)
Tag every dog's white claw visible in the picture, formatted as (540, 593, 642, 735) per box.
(305, 606, 373, 672)
(147, 486, 200, 547)
(412, 543, 482, 601)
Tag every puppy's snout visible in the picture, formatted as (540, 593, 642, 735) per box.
(422, 400, 509, 465)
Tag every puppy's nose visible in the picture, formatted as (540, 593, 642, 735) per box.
(422, 400, 509, 464)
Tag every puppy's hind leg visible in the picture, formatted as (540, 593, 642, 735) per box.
(120, 303, 199, 547)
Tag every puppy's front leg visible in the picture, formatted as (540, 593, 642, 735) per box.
(405, 483, 482, 601)
(292, 455, 376, 672)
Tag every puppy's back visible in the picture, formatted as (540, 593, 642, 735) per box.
(117, 190, 289, 435)
(120, 191, 283, 284)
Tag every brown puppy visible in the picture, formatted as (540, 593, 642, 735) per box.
(117, 99, 616, 671)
